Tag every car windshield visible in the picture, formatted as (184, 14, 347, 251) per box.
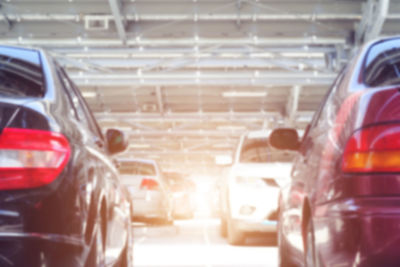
(239, 138, 295, 163)
(364, 39, 400, 87)
(0, 47, 44, 97)
(119, 161, 156, 176)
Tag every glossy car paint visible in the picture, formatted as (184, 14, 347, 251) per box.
(278, 37, 400, 267)
(0, 46, 132, 266)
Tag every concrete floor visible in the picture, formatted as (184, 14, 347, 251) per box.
(133, 218, 278, 267)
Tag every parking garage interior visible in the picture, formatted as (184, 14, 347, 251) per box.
(1, 0, 400, 266)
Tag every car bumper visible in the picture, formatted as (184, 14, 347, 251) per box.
(132, 198, 166, 219)
(0, 232, 85, 267)
(234, 219, 277, 233)
(315, 197, 400, 267)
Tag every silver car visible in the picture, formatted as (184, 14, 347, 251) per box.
(119, 158, 173, 224)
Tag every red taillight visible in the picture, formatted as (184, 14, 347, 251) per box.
(342, 124, 400, 173)
(0, 128, 70, 190)
(140, 178, 159, 190)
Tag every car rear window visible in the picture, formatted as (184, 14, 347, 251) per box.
(0, 47, 44, 97)
(239, 138, 295, 163)
(364, 38, 400, 87)
(119, 161, 157, 176)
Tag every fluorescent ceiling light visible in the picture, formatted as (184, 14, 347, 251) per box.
(116, 127, 132, 131)
(220, 53, 242, 58)
(281, 52, 324, 58)
(217, 125, 247, 131)
(248, 130, 271, 139)
(249, 53, 274, 58)
(129, 144, 150, 149)
(215, 155, 233, 165)
(82, 92, 97, 98)
(222, 91, 267, 98)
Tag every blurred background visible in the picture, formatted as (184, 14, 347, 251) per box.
(1, 0, 399, 266)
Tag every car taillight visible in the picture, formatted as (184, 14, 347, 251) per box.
(0, 128, 70, 190)
(342, 124, 400, 173)
(140, 178, 159, 190)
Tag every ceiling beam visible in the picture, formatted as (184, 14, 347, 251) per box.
(155, 87, 165, 115)
(121, 150, 233, 156)
(2, 37, 347, 47)
(69, 70, 337, 86)
(95, 111, 313, 121)
(356, 0, 390, 45)
(61, 57, 326, 70)
(108, 0, 127, 45)
(0, 13, 363, 22)
(51, 46, 340, 55)
(285, 85, 301, 126)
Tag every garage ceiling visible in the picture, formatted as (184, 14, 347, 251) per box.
(1, 0, 398, 174)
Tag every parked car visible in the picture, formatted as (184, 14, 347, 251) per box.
(271, 36, 400, 267)
(0, 45, 133, 266)
(219, 130, 294, 245)
(119, 159, 173, 224)
(164, 172, 196, 219)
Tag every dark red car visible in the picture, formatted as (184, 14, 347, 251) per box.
(270, 37, 400, 267)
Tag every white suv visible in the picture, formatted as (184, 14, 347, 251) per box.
(220, 130, 294, 245)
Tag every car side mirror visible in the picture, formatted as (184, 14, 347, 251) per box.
(106, 129, 129, 155)
(269, 128, 300, 151)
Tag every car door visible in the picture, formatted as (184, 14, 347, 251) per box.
(57, 65, 107, 244)
(282, 69, 346, 256)
(59, 67, 128, 264)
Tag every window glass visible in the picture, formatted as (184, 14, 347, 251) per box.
(58, 68, 89, 124)
(0, 47, 44, 97)
(239, 138, 295, 163)
(120, 162, 156, 176)
(299, 67, 346, 155)
(57, 67, 103, 140)
(364, 38, 400, 87)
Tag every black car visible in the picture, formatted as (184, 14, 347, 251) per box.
(0, 45, 132, 267)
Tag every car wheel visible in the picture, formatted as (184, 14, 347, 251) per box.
(119, 220, 133, 267)
(86, 219, 105, 267)
(118, 240, 133, 267)
(278, 221, 294, 267)
(220, 218, 227, 237)
(227, 218, 245, 245)
(304, 219, 320, 267)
